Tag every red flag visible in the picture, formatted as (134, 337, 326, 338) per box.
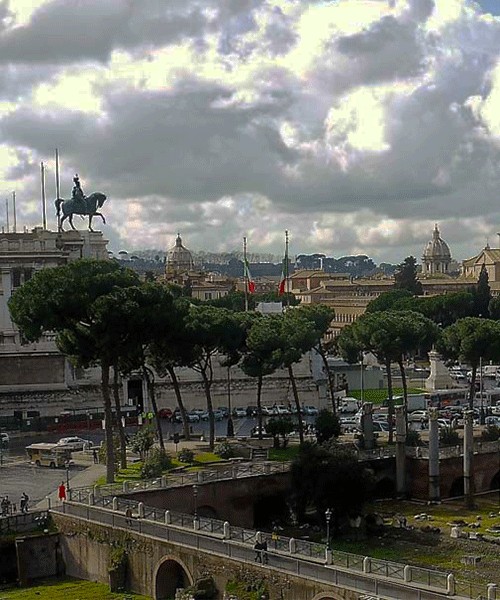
(244, 258, 255, 293)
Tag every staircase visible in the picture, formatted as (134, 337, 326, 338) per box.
(250, 447, 269, 461)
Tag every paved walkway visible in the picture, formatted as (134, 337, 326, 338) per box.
(35, 463, 106, 510)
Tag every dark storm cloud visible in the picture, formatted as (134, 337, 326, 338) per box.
(0, 0, 209, 64)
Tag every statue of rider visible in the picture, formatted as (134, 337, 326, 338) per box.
(71, 174, 86, 211)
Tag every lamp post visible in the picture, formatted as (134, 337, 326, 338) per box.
(325, 508, 332, 550)
(479, 357, 485, 426)
(193, 484, 199, 520)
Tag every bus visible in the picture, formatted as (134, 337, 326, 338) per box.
(427, 388, 469, 409)
(26, 443, 72, 468)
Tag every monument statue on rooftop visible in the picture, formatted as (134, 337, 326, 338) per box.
(55, 173, 107, 232)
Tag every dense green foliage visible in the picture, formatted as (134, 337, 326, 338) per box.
(394, 256, 423, 295)
(141, 448, 172, 478)
(290, 442, 374, 527)
(315, 409, 341, 443)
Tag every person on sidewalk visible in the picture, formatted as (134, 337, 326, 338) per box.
(20, 492, 29, 513)
(58, 482, 67, 503)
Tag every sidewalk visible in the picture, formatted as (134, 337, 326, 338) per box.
(35, 463, 106, 510)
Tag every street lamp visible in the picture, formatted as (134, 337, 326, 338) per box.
(479, 357, 485, 425)
(325, 508, 332, 550)
(193, 484, 199, 520)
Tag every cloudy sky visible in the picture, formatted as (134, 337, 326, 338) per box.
(0, 0, 499, 264)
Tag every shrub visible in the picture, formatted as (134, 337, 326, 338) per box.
(481, 425, 500, 442)
(439, 426, 460, 447)
(406, 429, 421, 447)
(178, 448, 195, 463)
(215, 441, 234, 459)
(141, 448, 172, 479)
(315, 409, 341, 443)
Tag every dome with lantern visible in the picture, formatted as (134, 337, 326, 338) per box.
(166, 233, 194, 273)
(422, 224, 452, 275)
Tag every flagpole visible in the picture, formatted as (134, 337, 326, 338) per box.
(12, 191, 16, 233)
(285, 230, 290, 308)
(55, 148, 61, 231)
(41, 161, 47, 230)
(243, 236, 249, 312)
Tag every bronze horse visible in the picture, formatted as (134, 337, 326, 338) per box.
(55, 192, 107, 232)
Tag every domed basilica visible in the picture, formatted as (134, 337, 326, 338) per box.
(165, 233, 194, 273)
(422, 224, 452, 275)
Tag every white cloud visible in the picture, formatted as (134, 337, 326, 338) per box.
(0, 0, 499, 264)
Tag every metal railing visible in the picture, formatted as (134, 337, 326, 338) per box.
(52, 498, 497, 600)
(69, 461, 290, 503)
(0, 510, 50, 534)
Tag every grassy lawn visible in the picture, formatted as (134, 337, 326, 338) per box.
(95, 452, 224, 486)
(3, 577, 150, 599)
(348, 388, 425, 403)
(268, 446, 300, 461)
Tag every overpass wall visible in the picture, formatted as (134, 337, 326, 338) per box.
(52, 512, 355, 600)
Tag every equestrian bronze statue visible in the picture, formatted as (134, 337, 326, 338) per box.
(55, 174, 107, 232)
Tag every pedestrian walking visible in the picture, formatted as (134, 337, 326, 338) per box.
(92, 448, 98, 464)
(20, 492, 29, 513)
(58, 482, 66, 503)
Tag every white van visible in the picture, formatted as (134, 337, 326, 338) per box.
(339, 397, 362, 414)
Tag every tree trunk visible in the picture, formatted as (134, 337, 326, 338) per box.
(200, 369, 215, 451)
(469, 364, 477, 410)
(288, 364, 304, 444)
(112, 364, 127, 470)
(143, 366, 165, 451)
(101, 361, 115, 484)
(386, 359, 395, 445)
(257, 375, 263, 440)
(318, 345, 336, 415)
(397, 358, 408, 433)
(166, 365, 190, 441)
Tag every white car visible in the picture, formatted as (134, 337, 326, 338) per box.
(408, 410, 428, 423)
(232, 407, 247, 418)
(56, 436, 92, 451)
(303, 405, 319, 416)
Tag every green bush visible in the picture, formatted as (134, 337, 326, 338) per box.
(178, 448, 195, 463)
(439, 426, 460, 447)
(481, 425, 500, 442)
(406, 429, 421, 447)
(141, 448, 172, 479)
(215, 441, 234, 459)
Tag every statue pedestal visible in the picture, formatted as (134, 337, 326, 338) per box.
(57, 230, 109, 261)
(425, 350, 455, 391)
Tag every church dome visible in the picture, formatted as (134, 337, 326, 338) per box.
(423, 224, 451, 259)
(166, 233, 194, 272)
(422, 224, 452, 275)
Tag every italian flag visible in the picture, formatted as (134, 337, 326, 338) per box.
(244, 258, 256, 293)
(278, 254, 288, 296)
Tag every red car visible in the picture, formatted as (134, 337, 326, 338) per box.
(158, 408, 173, 420)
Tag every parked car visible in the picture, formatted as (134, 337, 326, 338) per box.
(186, 412, 201, 423)
(56, 436, 93, 451)
(217, 406, 229, 418)
(276, 405, 291, 415)
(262, 406, 277, 416)
(303, 405, 319, 416)
(408, 410, 428, 423)
(233, 407, 247, 418)
(213, 409, 224, 421)
(485, 416, 500, 427)
(250, 425, 271, 438)
(158, 408, 173, 419)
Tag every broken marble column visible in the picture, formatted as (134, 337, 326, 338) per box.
(362, 402, 374, 450)
(395, 404, 406, 498)
(428, 407, 440, 502)
(463, 410, 474, 508)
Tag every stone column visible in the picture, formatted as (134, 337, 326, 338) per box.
(362, 402, 374, 450)
(395, 405, 406, 498)
(463, 410, 474, 509)
(428, 407, 440, 502)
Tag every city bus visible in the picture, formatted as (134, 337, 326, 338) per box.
(427, 388, 469, 409)
(26, 443, 72, 468)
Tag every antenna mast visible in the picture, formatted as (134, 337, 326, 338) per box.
(12, 191, 16, 233)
